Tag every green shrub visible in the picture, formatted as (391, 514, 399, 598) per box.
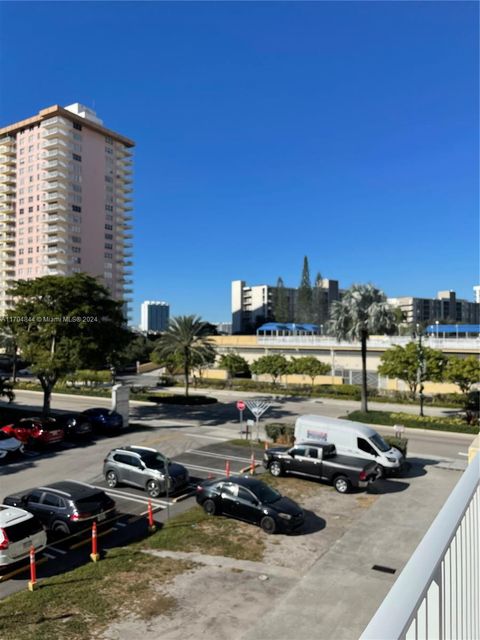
(383, 435, 408, 457)
(265, 422, 295, 444)
(345, 410, 478, 435)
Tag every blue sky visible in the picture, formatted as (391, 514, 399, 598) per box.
(1, 1, 478, 324)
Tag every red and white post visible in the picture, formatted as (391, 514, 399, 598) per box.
(90, 521, 100, 562)
(27, 545, 37, 591)
(250, 452, 256, 475)
(147, 499, 156, 533)
(225, 460, 231, 479)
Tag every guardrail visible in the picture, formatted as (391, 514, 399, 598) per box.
(360, 455, 480, 640)
(257, 336, 480, 350)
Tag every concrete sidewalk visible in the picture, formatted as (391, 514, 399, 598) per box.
(241, 463, 461, 640)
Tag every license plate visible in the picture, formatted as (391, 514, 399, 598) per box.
(97, 512, 106, 521)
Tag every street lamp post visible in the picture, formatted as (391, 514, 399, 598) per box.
(435, 320, 439, 340)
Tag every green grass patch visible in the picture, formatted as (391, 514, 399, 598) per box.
(0, 548, 193, 640)
(226, 439, 267, 450)
(343, 410, 478, 434)
(139, 506, 264, 562)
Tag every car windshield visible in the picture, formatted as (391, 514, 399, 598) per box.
(369, 433, 390, 453)
(250, 482, 281, 504)
(141, 453, 169, 470)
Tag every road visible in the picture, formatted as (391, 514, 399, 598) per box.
(6, 387, 474, 464)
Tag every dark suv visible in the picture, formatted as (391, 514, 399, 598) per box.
(3, 481, 116, 537)
(103, 446, 190, 498)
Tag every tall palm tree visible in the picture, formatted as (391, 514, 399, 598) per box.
(153, 316, 216, 397)
(329, 284, 396, 412)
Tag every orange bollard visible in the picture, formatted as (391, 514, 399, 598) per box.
(250, 452, 256, 475)
(90, 521, 100, 562)
(225, 460, 230, 478)
(27, 545, 36, 591)
(147, 499, 156, 533)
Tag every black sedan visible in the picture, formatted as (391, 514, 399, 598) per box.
(81, 408, 124, 433)
(54, 413, 94, 440)
(196, 476, 305, 534)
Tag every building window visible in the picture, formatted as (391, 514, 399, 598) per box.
(105, 224, 113, 230)
(72, 153, 82, 162)
(105, 234, 113, 240)
(73, 122, 82, 131)
(105, 204, 113, 211)
(71, 236, 81, 243)
(105, 136, 113, 144)
(105, 252, 113, 259)
(72, 205, 82, 212)
(104, 243, 113, 250)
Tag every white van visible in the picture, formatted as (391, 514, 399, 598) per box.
(294, 415, 403, 474)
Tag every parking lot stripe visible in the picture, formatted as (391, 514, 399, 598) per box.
(47, 546, 67, 555)
(186, 450, 252, 463)
(69, 528, 113, 550)
(43, 552, 56, 560)
(92, 486, 171, 507)
(182, 462, 229, 475)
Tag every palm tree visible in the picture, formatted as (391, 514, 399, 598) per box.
(153, 316, 216, 397)
(329, 284, 396, 412)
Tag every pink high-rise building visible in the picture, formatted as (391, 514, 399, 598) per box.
(0, 103, 134, 317)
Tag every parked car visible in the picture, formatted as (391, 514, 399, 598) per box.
(294, 415, 404, 476)
(82, 408, 124, 433)
(103, 445, 189, 498)
(0, 431, 24, 459)
(0, 505, 47, 567)
(1, 418, 64, 447)
(54, 413, 94, 440)
(263, 442, 379, 493)
(195, 476, 305, 534)
(3, 481, 116, 537)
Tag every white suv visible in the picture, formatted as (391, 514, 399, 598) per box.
(0, 505, 47, 567)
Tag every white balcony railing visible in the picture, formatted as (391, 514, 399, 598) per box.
(360, 456, 480, 640)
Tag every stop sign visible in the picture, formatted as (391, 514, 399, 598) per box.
(236, 400, 246, 411)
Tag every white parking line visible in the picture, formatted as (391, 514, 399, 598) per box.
(43, 552, 56, 560)
(458, 452, 468, 457)
(48, 546, 67, 555)
(182, 433, 227, 441)
(186, 449, 252, 464)
(182, 462, 230, 475)
(92, 485, 170, 508)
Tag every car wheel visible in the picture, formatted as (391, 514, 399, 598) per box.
(260, 516, 277, 534)
(333, 476, 351, 494)
(203, 499, 217, 516)
(52, 520, 70, 537)
(106, 470, 119, 488)
(269, 461, 283, 477)
(146, 480, 161, 498)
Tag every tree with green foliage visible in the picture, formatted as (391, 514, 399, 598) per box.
(7, 274, 129, 414)
(445, 356, 480, 395)
(289, 356, 330, 392)
(218, 353, 251, 378)
(117, 333, 158, 367)
(330, 284, 397, 412)
(378, 342, 448, 399)
(295, 256, 312, 323)
(250, 354, 289, 386)
(152, 316, 216, 397)
(272, 277, 289, 323)
(312, 272, 327, 327)
(0, 324, 19, 382)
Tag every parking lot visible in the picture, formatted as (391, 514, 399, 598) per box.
(0, 433, 267, 599)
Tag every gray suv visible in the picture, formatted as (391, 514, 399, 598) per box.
(103, 446, 190, 498)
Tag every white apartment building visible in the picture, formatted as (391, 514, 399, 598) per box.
(140, 301, 170, 333)
(0, 103, 134, 317)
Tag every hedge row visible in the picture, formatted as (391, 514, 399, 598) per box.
(345, 410, 479, 435)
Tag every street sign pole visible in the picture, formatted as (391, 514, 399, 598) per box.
(239, 409, 244, 436)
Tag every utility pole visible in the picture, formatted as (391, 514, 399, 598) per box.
(417, 329, 426, 417)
